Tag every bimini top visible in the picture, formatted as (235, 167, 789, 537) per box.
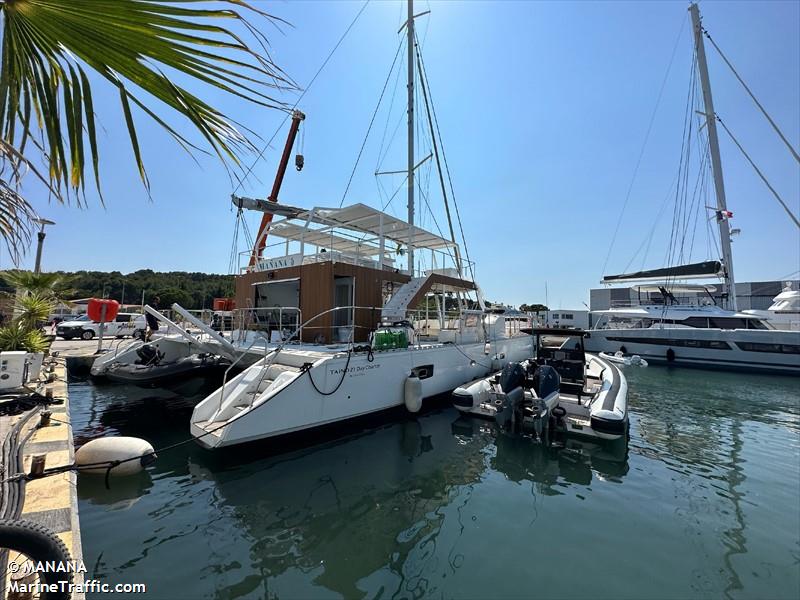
(308, 203, 455, 250)
(235, 196, 456, 253)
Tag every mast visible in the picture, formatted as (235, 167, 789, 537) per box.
(406, 0, 415, 275)
(690, 3, 737, 310)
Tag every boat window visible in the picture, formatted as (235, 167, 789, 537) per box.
(682, 317, 710, 328)
(746, 319, 769, 330)
(708, 317, 749, 329)
(735, 342, 800, 354)
(464, 314, 479, 328)
(605, 336, 732, 349)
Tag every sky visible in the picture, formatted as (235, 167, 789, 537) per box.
(7, 0, 800, 309)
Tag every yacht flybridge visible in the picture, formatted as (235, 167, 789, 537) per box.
(589, 4, 800, 376)
(189, 0, 535, 448)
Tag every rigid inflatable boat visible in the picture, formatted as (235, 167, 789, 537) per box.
(104, 344, 230, 386)
(453, 328, 628, 441)
(599, 351, 648, 367)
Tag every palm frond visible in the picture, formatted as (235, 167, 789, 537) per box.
(0, 178, 35, 265)
(0, 270, 74, 301)
(0, 0, 295, 200)
(13, 291, 53, 328)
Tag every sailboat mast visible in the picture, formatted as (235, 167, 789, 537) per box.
(690, 3, 737, 310)
(406, 0, 416, 275)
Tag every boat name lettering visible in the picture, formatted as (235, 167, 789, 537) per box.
(329, 364, 381, 376)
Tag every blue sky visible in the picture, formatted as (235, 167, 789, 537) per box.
(8, 0, 799, 308)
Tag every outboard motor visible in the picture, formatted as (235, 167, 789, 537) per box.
(536, 365, 560, 399)
(135, 344, 161, 366)
(499, 362, 525, 393)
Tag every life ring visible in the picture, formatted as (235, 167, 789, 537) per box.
(666, 348, 676, 362)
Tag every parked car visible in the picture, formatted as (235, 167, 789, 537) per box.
(56, 313, 146, 340)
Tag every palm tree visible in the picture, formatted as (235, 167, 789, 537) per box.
(0, 269, 73, 301)
(0, 0, 294, 264)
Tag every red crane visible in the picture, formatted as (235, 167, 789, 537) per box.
(249, 109, 306, 269)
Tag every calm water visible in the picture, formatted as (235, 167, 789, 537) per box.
(69, 367, 800, 600)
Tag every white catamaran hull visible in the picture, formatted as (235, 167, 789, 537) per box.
(585, 328, 800, 376)
(191, 336, 533, 448)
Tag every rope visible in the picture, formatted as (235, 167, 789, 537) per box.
(304, 349, 352, 395)
(703, 28, 800, 164)
(716, 115, 800, 229)
(601, 14, 688, 277)
(232, 0, 371, 195)
(415, 42, 474, 281)
(339, 37, 405, 208)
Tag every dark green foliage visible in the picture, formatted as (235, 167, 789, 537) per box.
(519, 303, 549, 313)
(0, 270, 234, 310)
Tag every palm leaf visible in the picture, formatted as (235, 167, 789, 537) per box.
(0, 178, 35, 265)
(0, 0, 295, 201)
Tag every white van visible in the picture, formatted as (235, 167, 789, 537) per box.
(56, 313, 147, 340)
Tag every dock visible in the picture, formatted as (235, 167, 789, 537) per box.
(0, 339, 127, 598)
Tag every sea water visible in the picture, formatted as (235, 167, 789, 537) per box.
(70, 367, 799, 599)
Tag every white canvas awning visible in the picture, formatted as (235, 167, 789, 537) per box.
(267, 221, 383, 256)
(309, 203, 455, 250)
(261, 203, 455, 251)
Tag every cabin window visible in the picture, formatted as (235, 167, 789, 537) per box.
(735, 342, 800, 354)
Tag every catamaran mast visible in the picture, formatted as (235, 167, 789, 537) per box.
(690, 3, 737, 310)
(406, 0, 416, 275)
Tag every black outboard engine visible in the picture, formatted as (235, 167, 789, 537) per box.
(499, 362, 525, 393)
(135, 344, 161, 366)
(536, 365, 560, 399)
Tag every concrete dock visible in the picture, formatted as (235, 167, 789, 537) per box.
(1, 339, 132, 597)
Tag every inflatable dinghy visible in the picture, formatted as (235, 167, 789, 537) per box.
(599, 351, 648, 367)
(105, 344, 229, 386)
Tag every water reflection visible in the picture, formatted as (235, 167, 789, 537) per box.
(69, 369, 799, 600)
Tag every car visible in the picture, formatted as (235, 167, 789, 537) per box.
(56, 313, 147, 341)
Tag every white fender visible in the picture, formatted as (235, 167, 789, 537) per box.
(404, 375, 423, 413)
(75, 436, 156, 476)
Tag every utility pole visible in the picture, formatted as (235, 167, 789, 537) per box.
(690, 3, 737, 310)
(32, 218, 55, 275)
(406, 0, 415, 276)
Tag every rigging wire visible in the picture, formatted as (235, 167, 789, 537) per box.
(231, 0, 371, 196)
(664, 49, 698, 272)
(338, 37, 405, 208)
(415, 40, 475, 281)
(715, 115, 800, 230)
(702, 27, 800, 164)
(601, 14, 688, 277)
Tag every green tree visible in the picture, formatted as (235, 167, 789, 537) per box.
(520, 303, 549, 313)
(0, 0, 293, 263)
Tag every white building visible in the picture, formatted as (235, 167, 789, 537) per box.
(540, 310, 589, 330)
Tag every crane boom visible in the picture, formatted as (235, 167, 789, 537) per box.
(249, 109, 305, 269)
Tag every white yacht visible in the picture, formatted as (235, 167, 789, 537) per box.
(585, 284, 799, 376)
(588, 4, 800, 377)
(744, 283, 800, 331)
(189, 1, 535, 448)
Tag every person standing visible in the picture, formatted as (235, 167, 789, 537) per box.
(145, 296, 160, 341)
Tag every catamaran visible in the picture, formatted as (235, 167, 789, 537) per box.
(188, 1, 535, 448)
(585, 3, 800, 376)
